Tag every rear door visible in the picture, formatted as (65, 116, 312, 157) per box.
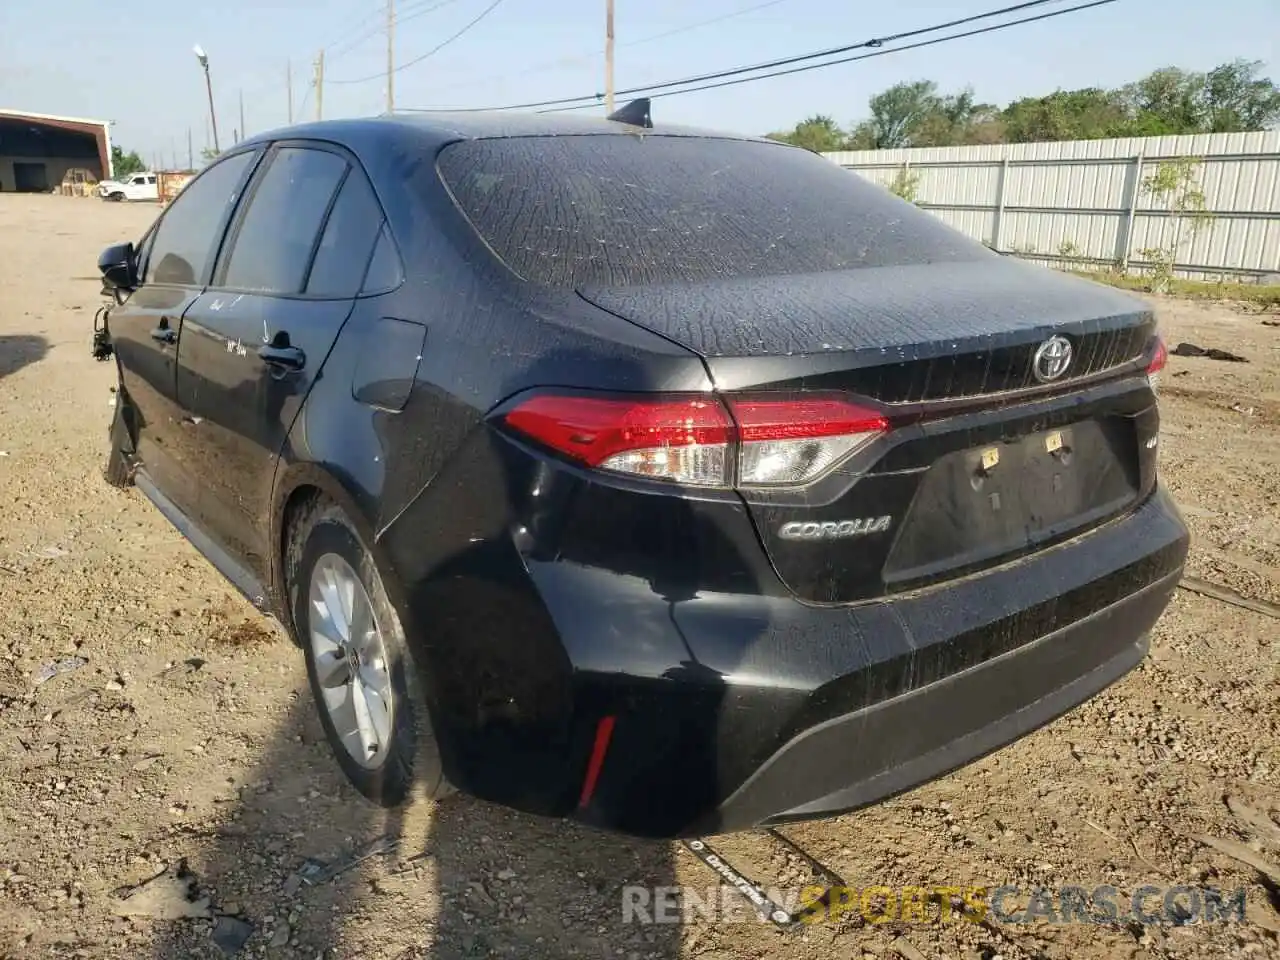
(107, 148, 260, 516)
(174, 142, 387, 581)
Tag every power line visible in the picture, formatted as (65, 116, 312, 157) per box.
(237, 0, 465, 102)
(325, 0, 467, 63)
(329, 0, 510, 85)
(425, 0, 799, 98)
(409, 0, 1075, 113)
(546, 0, 1118, 111)
(621, 0, 1075, 98)
(317, 2, 397, 52)
(635, 0, 796, 45)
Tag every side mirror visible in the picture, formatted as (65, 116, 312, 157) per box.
(98, 241, 138, 293)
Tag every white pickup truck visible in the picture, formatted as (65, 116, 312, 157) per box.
(98, 172, 159, 202)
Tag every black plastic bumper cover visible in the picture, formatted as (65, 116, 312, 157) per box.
(693, 566, 1179, 835)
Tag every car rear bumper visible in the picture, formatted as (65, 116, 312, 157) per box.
(560, 488, 1185, 837)
(696, 571, 1169, 834)
(386, 441, 1188, 837)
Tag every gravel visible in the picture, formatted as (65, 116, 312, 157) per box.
(0, 194, 1277, 960)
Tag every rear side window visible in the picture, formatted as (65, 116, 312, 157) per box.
(219, 147, 348, 295)
(306, 168, 385, 297)
(437, 136, 983, 288)
(361, 225, 404, 294)
(144, 150, 255, 286)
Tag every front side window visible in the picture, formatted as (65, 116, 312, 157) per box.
(437, 135, 984, 288)
(218, 146, 348, 295)
(143, 150, 256, 287)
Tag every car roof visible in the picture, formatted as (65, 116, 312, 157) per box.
(239, 109, 781, 155)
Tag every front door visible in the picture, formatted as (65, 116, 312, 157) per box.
(174, 143, 386, 583)
(107, 149, 260, 515)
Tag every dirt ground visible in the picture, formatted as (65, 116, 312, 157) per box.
(0, 194, 1277, 960)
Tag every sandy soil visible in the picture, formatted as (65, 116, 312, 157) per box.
(0, 194, 1277, 960)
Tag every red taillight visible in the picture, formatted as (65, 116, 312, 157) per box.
(502, 395, 733, 485)
(501, 392, 888, 487)
(1147, 336, 1168, 374)
(1147, 336, 1167, 392)
(727, 397, 889, 486)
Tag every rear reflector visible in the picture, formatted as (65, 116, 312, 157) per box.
(502, 392, 889, 487)
(578, 715, 616, 809)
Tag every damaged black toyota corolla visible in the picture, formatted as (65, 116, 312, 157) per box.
(93, 102, 1189, 839)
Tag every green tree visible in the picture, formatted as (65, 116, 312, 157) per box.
(844, 82, 1001, 149)
(110, 145, 145, 178)
(857, 80, 940, 148)
(1203, 58, 1280, 131)
(1000, 88, 1130, 142)
(766, 114, 848, 153)
(770, 59, 1280, 149)
(914, 88, 999, 146)
(1123, 67, 1206, 134)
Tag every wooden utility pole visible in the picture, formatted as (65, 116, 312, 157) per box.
(386, 0, 395, 113)
(287, 60, 294, 123)
(604, 0, 615, 115)
(315, 50, 325, 120)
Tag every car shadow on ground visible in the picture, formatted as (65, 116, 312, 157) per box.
(0, 335, 49, 381)
(147, 695, 685, 959)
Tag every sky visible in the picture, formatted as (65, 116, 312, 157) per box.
(1, 0, 1277, 165)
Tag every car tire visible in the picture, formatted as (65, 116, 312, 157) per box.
(286, 496, 448, 807)
(103, 395, 134, 488)
(107, 192, 124, 202)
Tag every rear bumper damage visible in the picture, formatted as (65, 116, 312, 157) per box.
(386, 417, 1189, 838)
(697, 571, 1172, 834)
(561, 487, 1188, 838)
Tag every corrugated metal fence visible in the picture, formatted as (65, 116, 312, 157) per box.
(824, 131, 1280, 281)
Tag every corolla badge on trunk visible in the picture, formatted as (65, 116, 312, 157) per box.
(1032, 335, 1073, 382)
(778, 516, 893, 541)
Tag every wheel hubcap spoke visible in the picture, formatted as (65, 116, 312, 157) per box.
(359, 669, 394, 752)
(308, 553, 395, 769)
(314, 646, 352, 689)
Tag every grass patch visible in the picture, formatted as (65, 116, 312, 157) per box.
(1067, 270, 1280, 310)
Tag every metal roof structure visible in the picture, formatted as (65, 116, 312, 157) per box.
(0, 108, 114, 180)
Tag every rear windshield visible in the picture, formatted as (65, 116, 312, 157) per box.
(436, 135, 983, 288)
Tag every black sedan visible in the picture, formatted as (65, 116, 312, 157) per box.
(95, 104, 1189, 838)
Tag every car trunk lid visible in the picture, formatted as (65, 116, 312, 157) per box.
(578, 259, 1162, 603)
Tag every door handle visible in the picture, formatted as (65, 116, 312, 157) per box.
(150, 326, 177, 344)
(258, 343, 306, 370)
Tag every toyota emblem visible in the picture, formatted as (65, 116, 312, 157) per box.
(1032, 335, 1073, 383)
